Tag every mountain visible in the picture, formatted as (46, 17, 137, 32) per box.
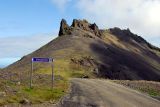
(1, 19, 160, 81)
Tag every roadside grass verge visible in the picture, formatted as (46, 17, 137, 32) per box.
(0, 59, 93, 106)
(113, 80, 160, 99)
(0, 79, 68, 106)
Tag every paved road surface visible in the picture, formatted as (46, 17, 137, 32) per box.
(59, 78, 160, 107)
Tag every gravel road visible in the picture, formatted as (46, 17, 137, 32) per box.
(59, 78, 160, 107)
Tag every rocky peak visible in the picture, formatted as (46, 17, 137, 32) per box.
(58, 19, 102, 38)
(89, 23, 102, 38)
(71, 19, 90, 31)
(58, 19, 71, 36)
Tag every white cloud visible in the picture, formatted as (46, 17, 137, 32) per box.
(0, 34, 55, 58)
(51, 0, 72, 11)
(50, 0, 160, 46)
(76, 0, 160, 40)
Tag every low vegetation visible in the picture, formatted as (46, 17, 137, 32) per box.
(113, 80, 160, 100)
(0, 78, 68, 106)
(0, 58, 93, 106)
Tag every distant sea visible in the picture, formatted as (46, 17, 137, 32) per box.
(0, 57, 20, 68)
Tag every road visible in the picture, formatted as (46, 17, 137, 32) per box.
(59, 78, 160, 107)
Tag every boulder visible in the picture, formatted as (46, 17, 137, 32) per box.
(19, 98, 30, 104)
(0, 92, 6, 97)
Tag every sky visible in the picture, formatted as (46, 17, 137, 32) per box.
(0, 0, 160, 68)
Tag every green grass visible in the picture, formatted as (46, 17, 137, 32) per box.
(22, 87, 65, 103)
(0, 58, 94, 106)
(148, 89, 159, 96)
(139, 88, 160, 97)
(113, 80, 160, 98)
(37, 59, 94, 78)
(0, 79, 68, 105)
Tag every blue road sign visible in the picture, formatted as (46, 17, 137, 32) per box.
(32, 57, 53, 62)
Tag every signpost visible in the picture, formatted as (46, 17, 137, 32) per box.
(32, 58, 53, 62)
(30, 57, 54, 89)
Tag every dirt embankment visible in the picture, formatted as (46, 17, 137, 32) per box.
(113, 80, 160, 100)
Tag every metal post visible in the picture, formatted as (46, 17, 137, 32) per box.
(30, 61, 33, 88)
(51, 61, 54, 89)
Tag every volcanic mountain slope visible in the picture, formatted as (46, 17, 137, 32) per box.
(1, 19, 160, 81)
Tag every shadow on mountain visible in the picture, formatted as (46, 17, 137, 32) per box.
(90, 41, 160, 81)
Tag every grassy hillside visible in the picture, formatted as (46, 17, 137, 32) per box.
(2, 29, 160, 81)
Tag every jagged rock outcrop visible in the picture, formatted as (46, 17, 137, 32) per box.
(59, 19, 102, 38)
(70, 56, 97, 67)
(71, 19, 90, 30)
(58, 19, 71, 36)
(89, 23, 102, 38)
